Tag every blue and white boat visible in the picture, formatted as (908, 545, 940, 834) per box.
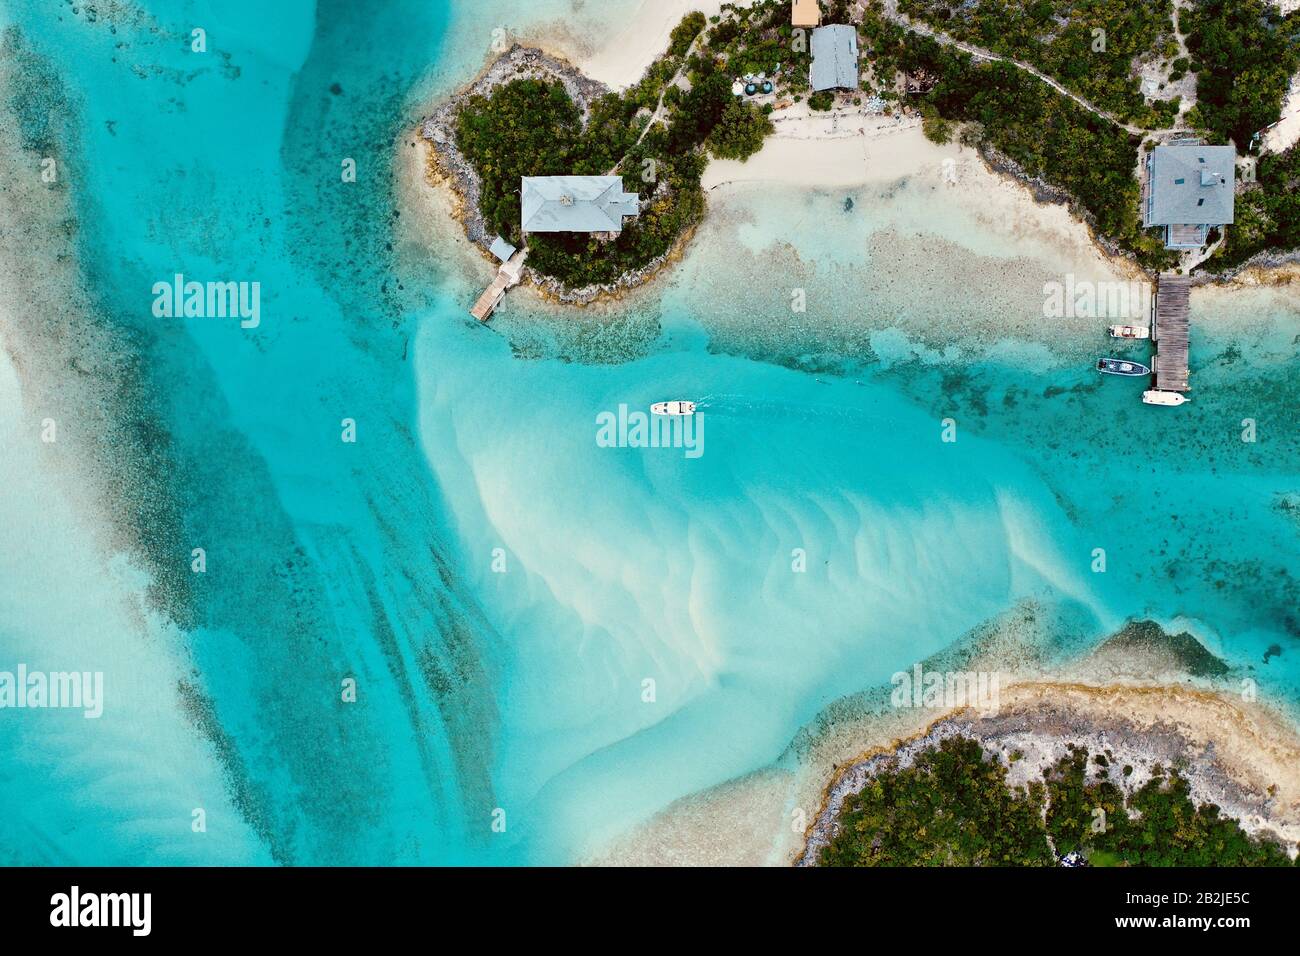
(1096, 357, 1150, 377)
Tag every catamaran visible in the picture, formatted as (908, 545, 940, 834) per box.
(1096, 357, 1151, 377)
(651, 401, 697, 416)
(1142, 390, 1188, 407)
(1107, 324, 1150, 339)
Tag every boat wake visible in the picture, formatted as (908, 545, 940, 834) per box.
(690, 393, 885, 428)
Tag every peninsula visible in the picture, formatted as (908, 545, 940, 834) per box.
(418, 0, 1300, 312)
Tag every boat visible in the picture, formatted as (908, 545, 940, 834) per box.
(1096, 357, 1150, 377)
(1142, 390, 1188, 407)
(1107, 324, 1150, 339)
(651, 401, 697, 416)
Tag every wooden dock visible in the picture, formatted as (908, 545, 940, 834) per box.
(1152, 273, 1190, 392)
(470, 271, 512, 321)
(469, 250, 526, 322)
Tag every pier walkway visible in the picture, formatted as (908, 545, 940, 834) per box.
(470, 249, 526, 322)
(1152, 274, 1191, 392)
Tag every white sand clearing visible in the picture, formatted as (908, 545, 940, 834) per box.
(702, 112, 946, 190)
(1265, 73, 1300, 155)
(581, 0, 728, 89)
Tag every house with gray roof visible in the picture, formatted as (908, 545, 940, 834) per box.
(1143, 143, 1236, 250)
(520, 176, 641, 236)
(810, 24, 858, 93)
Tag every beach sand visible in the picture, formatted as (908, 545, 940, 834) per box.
(1265, 73, 1300, 155)
(701, 114, 939, 191)
(797, 680, 1300, 865)
(582, 603, 1300, 866)
(579, 0, 728, 90)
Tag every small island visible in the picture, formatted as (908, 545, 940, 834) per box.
(795, 618, 1300, 868)
(421, 7, 789, 307)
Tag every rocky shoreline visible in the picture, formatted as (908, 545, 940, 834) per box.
(419, 45, 607, 249)
(1194, 249, 1300, 286)
(798, 683, 1300, 866)
(417, 44, 691, 308)
(976, 143, 1149, 276)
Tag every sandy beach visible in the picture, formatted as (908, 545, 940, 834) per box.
(701, 109, 944, 191)
(581, 0, 728, 89)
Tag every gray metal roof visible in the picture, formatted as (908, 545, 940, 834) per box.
(810, 25, 858, 92)
(1145, 144, 1235, 227)
(520, 176, 640, 233)
(489, 236, 517, 262)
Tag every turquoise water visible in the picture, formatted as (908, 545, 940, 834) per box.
(0, 0, 1296, 865)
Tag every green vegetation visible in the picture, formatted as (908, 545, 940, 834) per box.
(821, 735, 1297, 866)
(708, 98, 776, 159)
(897, 0, 1178, 127)
(1046, 746, 1295, 865)
(1181, 0, 1300, 147)
(711, 0, 814, 88)
(455, 79, 588, 243)
(821, 737, 1054, 866)
(867, 1, 1300, 270)
(862, 7, 1178, 269)
(808, 90, 835, 111)
(919, 104, 954, 144)
(667, 11, 707, 57)
(1207, 145, 1300, 271)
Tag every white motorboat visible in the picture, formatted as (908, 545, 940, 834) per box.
(1142, 390, 1188, 407)
(651, 401, 697, 416)
(1108, 324, 1150, 339)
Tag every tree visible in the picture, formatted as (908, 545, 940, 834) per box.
(707, 99, 774, 160)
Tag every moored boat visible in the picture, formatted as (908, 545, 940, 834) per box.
(1096, 357, 1151, 377)
(1108, 324, 1150, 339)
(1142, 390, 1188, 407)
(651, 401, 697, 416)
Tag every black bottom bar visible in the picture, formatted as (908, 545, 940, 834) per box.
(0, 865, 1285, 941)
